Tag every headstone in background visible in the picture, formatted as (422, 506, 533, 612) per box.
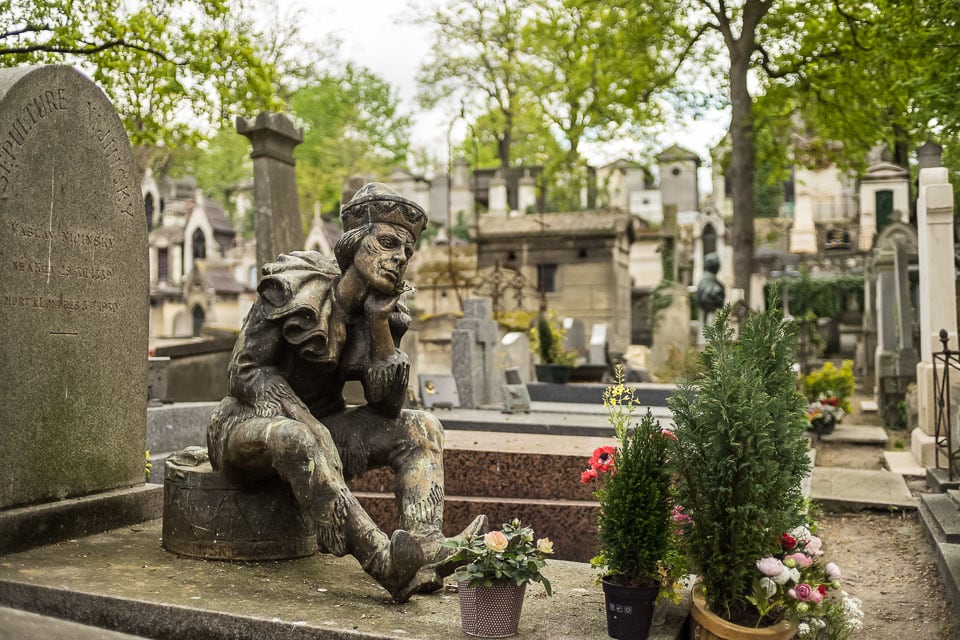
(148, 356, 171, 407)
(0, 66, 155, 535)
(650, 282, 692, 375)
(562, 317, 587, 360)
(236, 112, 304, 270)
(499, 331, 532, 383)
(501, 367, 530, 414)
(418, 374, 460, 409)
(873, 250, 897, 398)
(451, 298, 502, 408)
(589, 323, 608, 365)
(893, 236, 919, 375)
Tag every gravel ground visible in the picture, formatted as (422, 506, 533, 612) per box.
(812, 392, 960, 639)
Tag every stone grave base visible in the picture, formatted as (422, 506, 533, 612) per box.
(0, 520, 688, 640)
(163, 456, 317, 561)
(0, 483, 162, 554)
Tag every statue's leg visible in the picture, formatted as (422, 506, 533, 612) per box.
(335, 408, 486, 596)
(222, 416, 424, 601)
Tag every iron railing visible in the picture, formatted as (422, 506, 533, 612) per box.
(933, 329, 960, 479)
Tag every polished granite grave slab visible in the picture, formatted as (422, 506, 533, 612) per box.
(0, 520, 686, 640)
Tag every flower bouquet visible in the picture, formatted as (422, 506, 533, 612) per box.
(445, 519, 553, 637)
(806, 393, 844, 435)
(751, 522, 864, 639)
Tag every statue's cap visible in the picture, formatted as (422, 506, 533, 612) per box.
(340, 182, 427, 239)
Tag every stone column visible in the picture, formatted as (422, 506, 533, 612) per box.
(488, 172, 508, 216)
(915, 168, 957, 463)
(518, 170, 537, 214)
(873, 251, 897, 399)
(237, 113, 304, 270)
(894, 237, 919, 375)
(789, 172, 818, 254)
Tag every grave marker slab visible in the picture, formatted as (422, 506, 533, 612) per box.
(0, 66, 148, 511)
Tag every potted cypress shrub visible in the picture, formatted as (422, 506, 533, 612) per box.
(668, 306, 811, 639)
(530, 310, 577, 383)
(580, 369, 686, 640)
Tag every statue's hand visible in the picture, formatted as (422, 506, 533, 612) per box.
(364, 291, 403, 320)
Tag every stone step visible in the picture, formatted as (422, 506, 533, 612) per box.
(860, 399, 879, 413)
(883, 451, 927, 477)
(350, 430, 607, 502)
(818, 424, 888, 445)
(809, 467, 917, 511)
(920, 493, 960, 544)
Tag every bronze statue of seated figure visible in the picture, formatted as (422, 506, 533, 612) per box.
(201, 182, 484, 601)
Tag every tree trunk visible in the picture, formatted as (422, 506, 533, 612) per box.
(728, 48, 756, 305)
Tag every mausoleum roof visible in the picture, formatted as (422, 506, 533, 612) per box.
(477, 210, 634, 239)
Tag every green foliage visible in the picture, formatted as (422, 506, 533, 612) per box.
(0, 0, 288, 157)
(494, 309, 536, 333)
(592, 399, 678, 587)
(767, 272, 864, 320)
(445, 518, 553, 595)
(653, 344, 702, 384)
(802, 361, 856, 414)
(530, 311, 576, 365)
(669, 306, 811, 622)
(291, 64, 411, 221)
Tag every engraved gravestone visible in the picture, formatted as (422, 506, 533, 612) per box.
(0, 66, 148, 510)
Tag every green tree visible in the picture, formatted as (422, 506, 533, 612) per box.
(291, 64, 412, 222)
(524, 1, 697, 207)
(0, 0, 284, 168)
(417, 0, 535, 183)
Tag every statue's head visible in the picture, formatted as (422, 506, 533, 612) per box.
(704, 252, 720, 274)
(340, 182, 427, 240)
(335, 183, 428, 291)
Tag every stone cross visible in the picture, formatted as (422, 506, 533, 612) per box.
(237, 112, 304, 271)
(451, 297, 502, 408)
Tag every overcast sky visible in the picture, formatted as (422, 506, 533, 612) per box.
(289, 1, 728, 183)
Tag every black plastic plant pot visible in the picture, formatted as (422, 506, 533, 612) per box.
(601, 576, 659, 640)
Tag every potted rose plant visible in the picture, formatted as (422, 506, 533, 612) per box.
(580, 367, 686, 640)
(445, 518, 553, 638)
(669, 306, 812, 638)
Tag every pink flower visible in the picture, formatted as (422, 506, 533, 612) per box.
(785, 552, 813, 569)
(580, 468, 598, 483)
(790, 583, 814, 601)
(756, 557, 785, 577)
(660, 429, 678, 441)
(808, 587, 824, 604)
(483, 531, 508, 553)
(825, 562, 841, 581)
(803, 536, 823, 556)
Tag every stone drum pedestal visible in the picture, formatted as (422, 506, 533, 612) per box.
(162, 448, 317, 561)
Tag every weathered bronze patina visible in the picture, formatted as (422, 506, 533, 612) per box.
(695, 251, 726, 314)
(206, 183, 484, 601)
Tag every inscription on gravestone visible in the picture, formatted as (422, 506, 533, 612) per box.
(0, 66, 147, 509)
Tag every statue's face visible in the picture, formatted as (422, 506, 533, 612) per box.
(354, 222, 415, 293)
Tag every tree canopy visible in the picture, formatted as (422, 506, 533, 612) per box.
(0, 0, 290, 163)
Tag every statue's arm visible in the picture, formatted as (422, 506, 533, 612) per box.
(228, 301, 318, 426)
(360, 295, 410, 418)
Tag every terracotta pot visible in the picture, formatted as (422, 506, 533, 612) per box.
(457, 580, 527, 638)
(689, 592, 795, 640)
(602, 576, 659, 640)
